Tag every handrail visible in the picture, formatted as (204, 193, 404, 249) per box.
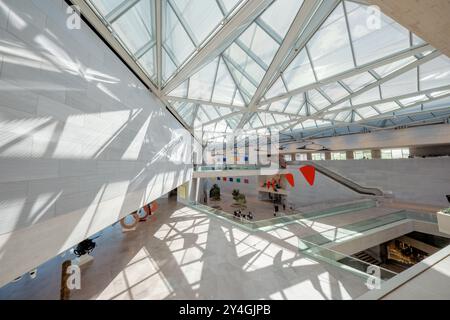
(299, 161, 384, 196)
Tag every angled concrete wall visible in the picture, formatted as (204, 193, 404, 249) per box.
(0, 0, 193, 286)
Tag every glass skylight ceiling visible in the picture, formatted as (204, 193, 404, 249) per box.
(86, 0, 450, 138)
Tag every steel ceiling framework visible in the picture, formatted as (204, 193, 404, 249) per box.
(76, 0, 450, 142)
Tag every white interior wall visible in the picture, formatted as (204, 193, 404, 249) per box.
(322, 158, 450, 207)
(0, 0, 193, 286)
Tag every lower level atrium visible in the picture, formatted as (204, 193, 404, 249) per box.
(2, 188, 450, 300)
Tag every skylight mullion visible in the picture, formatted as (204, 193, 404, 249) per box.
(162, 43, 181, 69)
(222, 55, 250, 105)
(156, 0, 163, 87)
(167, 0, 199, 47)
(210, 58, 221, 102)
(234, 39, 269, 70)
(222, 55, 260, 88)
(322, 84, 450, 115)
(134, 40, 156, 59)
(215, 0, 227, 16)
(261, 44, 434, 107)
(305, 45, 319, 82)
(342, 1, 357, 68)
(105, 0, 140, 24)
(312, 51, 440, 116)
(162, 0, 274, 94)
(254, 19, 283, 45)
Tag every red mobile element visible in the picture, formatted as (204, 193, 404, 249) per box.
(300, 165, 316, 186)
(283, 173, 295, 187)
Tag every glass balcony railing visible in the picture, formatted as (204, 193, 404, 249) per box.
(188, 200, 378, 232)
(301, 210, 437, 246)
(297, 237, 398, 283)
(193, 164, 266, 172)
(186, 202, 398, 298)
(187, 201, 441, 298)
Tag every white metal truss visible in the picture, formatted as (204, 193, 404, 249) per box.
(162, 0, 274, 94)
(78, 0, 450, 140)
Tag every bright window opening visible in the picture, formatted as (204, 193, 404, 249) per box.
(381, 148, 410, 159)
(331, 152, 347, 160)
(353, 150, 372, 160)
(311, 153, 326, 160)
(295, 153, 308, 161)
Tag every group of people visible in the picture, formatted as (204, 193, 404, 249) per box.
(233, 210, 254, 220)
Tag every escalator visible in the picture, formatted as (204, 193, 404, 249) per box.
(301, 161, 384, 196)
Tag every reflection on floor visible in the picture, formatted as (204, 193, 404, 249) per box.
(0, 199, 403, 300)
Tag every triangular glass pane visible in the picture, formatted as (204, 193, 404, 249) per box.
(353, 112, 362, 122)
(221, 0, 243, 14)
(272, 114, 291, 123)
(399, 94, 428, 106)
(329, 101, 351, 112)
(232, 90, 246, 106)
(345, 1, 410, 66)
(373, 56, 416, 77)
(265, 77, 287, 99)
(227, 61, 257, 101)
(308, 90, 330, 110)
(201, 106, 220, 120)
(374, 101, 400, 113)
(211, 57, 238, 104)
(351, 87, 381, 105)
(250, 114, 263, 128)
(283, 48, 316, 91)
(137, 45, 156, 81)
(302, 119, 317, 129)
(226, 114, 243, 128)
(381, 68, 418, 98)
(194, 107, 210, 126)
(162, 48, 177, 81)
(188, 57, 219, 100)
(307, 3, 354, 80)
(419, 56, 450, 90)
(163, 3, 195, 68)
(284, 95, 305, 114)
(334, 111, 351, 122)
(173, 102, 195, 125)
(225, 43, 265, 83)
(320, 82, 349, 102)
(298, 103, 308, 116)
(357, 106, 379, 118)
(268, 98, 289, 112)
(342, 72, 376, 92)
(90, 0, 124, 15)
(169, 80, 188, 97)
(111, 0, 154, 54)
(259, 0, 305, 38)
(171, 0, 224, 45)
(238, 24, 279, 66)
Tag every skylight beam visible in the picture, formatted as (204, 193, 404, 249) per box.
(261, 44, 434, 106)
(162, 0, 274, 94)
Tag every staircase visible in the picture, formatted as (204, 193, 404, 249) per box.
(353, 251, 382, 266)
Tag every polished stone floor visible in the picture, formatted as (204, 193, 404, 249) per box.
(0, 199, 400, 300)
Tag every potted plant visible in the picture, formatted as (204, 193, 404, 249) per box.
(209, 184, 221, 201)
(437, 207, 450, 235)
(232, 189, 240, 200)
